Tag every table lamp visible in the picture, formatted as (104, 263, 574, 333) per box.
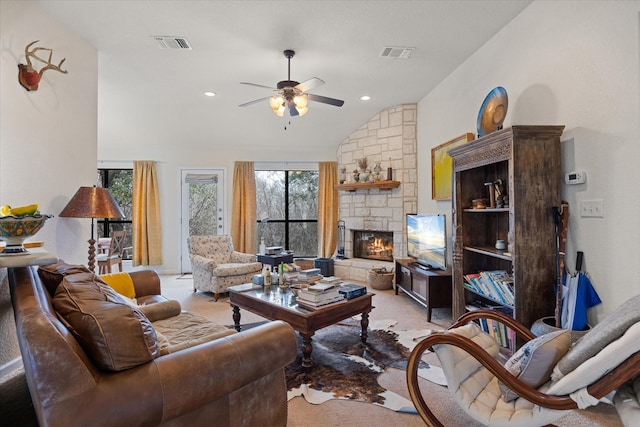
(59, 186, 124, 272)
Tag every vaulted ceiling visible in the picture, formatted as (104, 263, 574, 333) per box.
(35, 1, 532, 153)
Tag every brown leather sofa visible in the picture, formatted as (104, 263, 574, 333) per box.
(8, 264, 298, 427)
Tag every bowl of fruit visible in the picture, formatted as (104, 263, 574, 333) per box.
(0, 204, 53, 254)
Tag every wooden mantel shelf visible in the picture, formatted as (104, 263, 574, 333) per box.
(335, 180, 400, 192)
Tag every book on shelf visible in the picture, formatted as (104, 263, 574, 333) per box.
(465, 301, 513, 349)
(464, 270, 514, 306)
(337, 283, 367, 300)
(479, 271, 507, 304)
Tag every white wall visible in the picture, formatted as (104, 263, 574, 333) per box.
(0, 0, 98, 364)
(417, 0, 640, 323)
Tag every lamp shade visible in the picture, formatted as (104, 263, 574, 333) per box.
(59, 186, 124, 219)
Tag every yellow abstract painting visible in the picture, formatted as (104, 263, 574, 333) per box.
(431, 133, 474, 200)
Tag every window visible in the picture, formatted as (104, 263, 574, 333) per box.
(255, 170, 318, 257)
(97, 169, 133, 260)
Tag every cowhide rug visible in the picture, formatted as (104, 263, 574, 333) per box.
(285, 318, 446, 412)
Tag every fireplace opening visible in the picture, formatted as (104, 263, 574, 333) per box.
(352, 230, 394, 261)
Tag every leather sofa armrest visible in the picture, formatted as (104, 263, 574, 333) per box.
(129, 270, 162, 297)
(189, 254, 218, 270)
(230, 251, 257, 263)
(155, 320, 297, 420)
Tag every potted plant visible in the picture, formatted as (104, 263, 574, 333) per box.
(357, 157, 370, 182)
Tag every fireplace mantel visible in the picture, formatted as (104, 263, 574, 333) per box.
(335, 180, 400, 192)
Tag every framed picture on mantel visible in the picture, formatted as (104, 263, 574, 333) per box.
(431, 132, 474, 200)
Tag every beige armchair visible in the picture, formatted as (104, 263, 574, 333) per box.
(188, 235, 262, 300)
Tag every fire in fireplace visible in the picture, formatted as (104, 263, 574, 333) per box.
(352, 230, 394, 261)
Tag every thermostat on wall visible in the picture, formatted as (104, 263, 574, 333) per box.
(565, 170, 586, 185)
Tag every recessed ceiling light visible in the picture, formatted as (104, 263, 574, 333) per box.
(360, 95, 371, 101)
(204, 91, 216, 97)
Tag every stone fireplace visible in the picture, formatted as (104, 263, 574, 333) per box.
(352, 230, 394, 262)
(333, 104, 418, 282)
(335, 104, 417, 261)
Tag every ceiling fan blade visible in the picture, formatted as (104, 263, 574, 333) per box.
(307, 93, 345, 107)
(239, 96, 272, 107)
(288, 101, 299, 117)
(240, 82, 276, 90)
(295, 77, 325, 93)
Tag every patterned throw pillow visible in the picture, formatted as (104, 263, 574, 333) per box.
(499, 329, 571, 402)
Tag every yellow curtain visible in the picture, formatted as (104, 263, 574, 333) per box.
(231, 161, 256, 253)
(318, 161, 338, 257)
(132, 160, 162, 266)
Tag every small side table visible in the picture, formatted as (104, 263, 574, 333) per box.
(257, 253, 294, 269)
(0, 249, 57, 269)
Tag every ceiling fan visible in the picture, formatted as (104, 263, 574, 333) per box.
(239, 49, 344, 117)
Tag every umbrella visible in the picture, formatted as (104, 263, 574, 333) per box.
(561, 251, 602, 331)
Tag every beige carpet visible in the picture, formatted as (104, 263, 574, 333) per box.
(161, 275, 624, 427)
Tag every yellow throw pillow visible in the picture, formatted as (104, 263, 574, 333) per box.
(100, 272, 136, 299)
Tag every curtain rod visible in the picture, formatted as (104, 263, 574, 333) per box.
(98, 160, 164, 164)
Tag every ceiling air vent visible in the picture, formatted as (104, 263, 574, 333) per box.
(153, 36, 192, 50)
(380, 46, 415, 59)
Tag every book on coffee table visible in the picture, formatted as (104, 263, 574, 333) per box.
(296, 294, 345, 311)
(228, 283, 262, 292)
(297, 286, 340, 303)
(338, 283, 367, 300)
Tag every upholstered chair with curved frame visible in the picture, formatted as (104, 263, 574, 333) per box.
(407, 300, 640, 427)
(188, 235, 262, 301)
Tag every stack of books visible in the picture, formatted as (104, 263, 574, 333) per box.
(316, 276, 343, 285)
(296, 283, 343, 310)
(296, 268, 323, 285)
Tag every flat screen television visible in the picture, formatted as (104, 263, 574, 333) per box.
(406, 213, 447, 270)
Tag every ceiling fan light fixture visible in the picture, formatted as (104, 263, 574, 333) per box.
(270, 95, 286, 116)
(270, 95, 284, 109)
(240, 49, 343, 117)
(293, 93, 308, 109)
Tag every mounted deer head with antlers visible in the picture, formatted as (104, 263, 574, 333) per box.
(18, 40, 68, 91)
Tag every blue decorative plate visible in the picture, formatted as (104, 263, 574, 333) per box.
(477, 86, 508, 137)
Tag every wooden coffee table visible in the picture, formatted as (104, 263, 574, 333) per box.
(229, 285, 374, 370)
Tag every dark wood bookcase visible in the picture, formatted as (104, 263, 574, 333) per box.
(448, 126, 564, 331)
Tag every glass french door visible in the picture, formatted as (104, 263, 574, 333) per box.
(180, 168, 225, 273)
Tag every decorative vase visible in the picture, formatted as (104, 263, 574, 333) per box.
(373, 162, 382, 181)
(531, 316, 590, 345)
(359, 169, 370, 182)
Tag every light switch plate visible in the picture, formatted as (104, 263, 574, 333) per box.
(580, 199, 603, 217)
